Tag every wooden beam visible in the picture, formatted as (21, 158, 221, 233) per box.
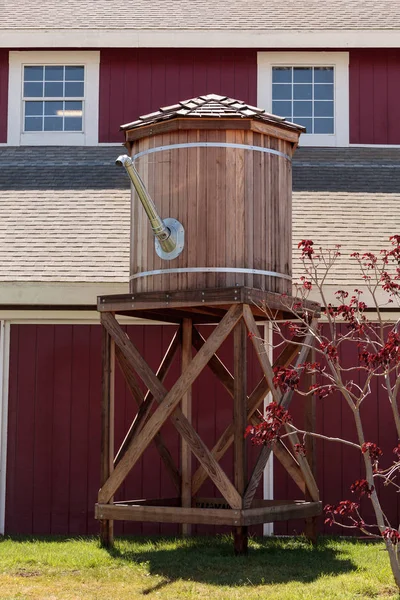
(96, 503, 242, 526)
(114, 330, 181, 494)
(233, 318, 248, 554)
(98, 305, 243, 505)
(191, 337, 302, 495)
(242, 304, 282, 404)
(181, 318, 192, 535)
(304, 347, 318, 543)
(242, 501, 322, 527)
(243, 318, 320, 507)
(99, 326, 115, 548)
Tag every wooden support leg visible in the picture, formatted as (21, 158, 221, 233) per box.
(304, 349, 318, 544)
(233, 317, 248, 555)
(181, 318, 192, 535)
(100, 325, 115, 547)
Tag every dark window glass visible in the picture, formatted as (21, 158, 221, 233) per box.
(272, 67, 292, 83)
(25, 117, 43, 131)
(45, 66, 64, 81)
(65, 66, 84, 81)
(24, 66, 43, 81)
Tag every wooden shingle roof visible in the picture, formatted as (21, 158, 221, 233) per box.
(120, 94, 305, 134)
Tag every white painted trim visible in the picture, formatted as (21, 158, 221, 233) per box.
(263, 322, 274, 536)
(258, 52, 349, 148)
(0, 321, 10, 535)
(350, 144, 400, 149)
(8, 51, 100, 146)
(1, 29, 400, 48)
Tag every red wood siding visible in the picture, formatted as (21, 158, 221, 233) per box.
(0, 50, 8, 143)
(99, 49, 257, 143)
(5, 323, 263, 536)
(350, 49, 400, 144)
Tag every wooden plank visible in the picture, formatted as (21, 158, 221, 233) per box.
(233, 318, 248, 554)
(114, 330, 180, 463)
(243, 445, 271, 509)
(114, 336, 181, 494)
(95, 503, 242, 526)
(98, 305, 243, 505)
(242, 304, 282, 404)
(99, 326, 115, 547)
(242, 501, 322, 527)
(181, 318, 193, 535)
(97, 287, 320, 316)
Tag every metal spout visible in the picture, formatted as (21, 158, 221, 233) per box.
(116, 154, 177, 254)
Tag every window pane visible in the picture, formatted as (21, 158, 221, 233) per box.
(293, 84, 312, 100)
(293, 101, 312, 117)
(45, 101, 63, 116)
(294, 67, 312, 83)
(314, 67, 334, 83)
(44, 117, 63, 131)
(25, 101, 43, 116)
(272, 100, 292, 117)
(45, 66, 64, 81)
(24, 81, 43, 97)
(64, 100, 83, 116)
(44, 82, 63, 97)
(24, 66, 43, 81)
(272, 84, 292, 100)
(294, 118, 313, 132)
(314, 118, 334, 134)
(315, 101, 334, 117)
(65, 81, 84, 97)
(272, 67, 292, 83)
(314, 84, 334, 100)
(65, 66, 84, 81)
(25, 116, 43, 131)
(64, 116, 83, 131)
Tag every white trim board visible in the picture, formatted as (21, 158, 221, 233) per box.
(1, 29, 400, 48)
(8, 50, 100, 146)
(258, 52, 349, 147)
(0, 321, 10, 535)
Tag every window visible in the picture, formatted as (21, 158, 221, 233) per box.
(258, 52, 349, 147)
(8, 51, 100, 146)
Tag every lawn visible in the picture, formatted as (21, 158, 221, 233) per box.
(0, 535, 397, 600)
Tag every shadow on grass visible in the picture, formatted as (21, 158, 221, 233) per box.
(107, 536, 358, 595)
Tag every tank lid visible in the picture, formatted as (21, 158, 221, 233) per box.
(120, 93, 305, 135)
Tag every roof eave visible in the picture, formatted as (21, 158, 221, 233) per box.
(1, 28, 399, 49)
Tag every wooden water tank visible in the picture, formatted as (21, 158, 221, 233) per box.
(121, 95, 304, 296)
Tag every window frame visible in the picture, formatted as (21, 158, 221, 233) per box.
(257, 52, 349, 147)
(8, 51, 100, 146)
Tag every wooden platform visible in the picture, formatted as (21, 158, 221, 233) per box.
(96, 498, 322, 527)
(97, 286, 320, 323)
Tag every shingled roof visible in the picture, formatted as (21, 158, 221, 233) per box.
(2, 0, 400, 31)
(120, 94, 304, 135)
(1, 146, 399, 305)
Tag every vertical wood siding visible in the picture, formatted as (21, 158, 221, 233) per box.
(99, 49, 257, 143)
(350, 49, 400, 144)
(0, 50, 8, 143)
(5, 323, 263, 536)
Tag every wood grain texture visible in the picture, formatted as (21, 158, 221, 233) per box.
(100, 327, 114, 547)
(129, 125, 295, 295)
(98, 305, 243, 504)
(181, 318, 193, 535)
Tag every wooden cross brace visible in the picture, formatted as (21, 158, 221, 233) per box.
(98, 303, 320, 532)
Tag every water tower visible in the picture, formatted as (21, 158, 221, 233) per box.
(95, 95, 321, 553)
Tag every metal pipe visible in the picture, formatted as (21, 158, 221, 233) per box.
(116, 154, 176, 254)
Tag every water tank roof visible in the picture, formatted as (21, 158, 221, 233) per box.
(120, 93, 305, 135)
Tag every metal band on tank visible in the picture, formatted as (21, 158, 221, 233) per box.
(132, 142, 291, 162)
(130, 267, 292, 281)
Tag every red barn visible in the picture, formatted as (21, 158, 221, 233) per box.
(1, 0, 400, 537)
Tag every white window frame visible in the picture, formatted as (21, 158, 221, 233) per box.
(257, 52, 349, 147)
(8, 51, 100, 146)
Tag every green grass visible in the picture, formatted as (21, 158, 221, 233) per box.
(0, 535, 398, 599)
